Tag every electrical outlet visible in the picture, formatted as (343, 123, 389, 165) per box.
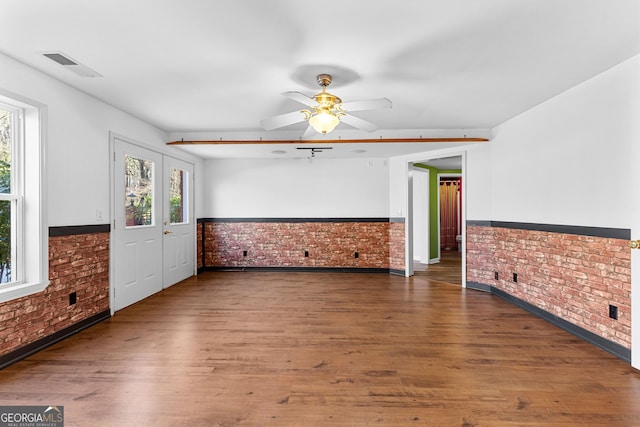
(243, 250, 248, 257)
(354, 252, 359, 259)
(304, 250, 309, 257)
(609, 304, 618, 320)
(494, 271, 499, 280)
(69, 292, 77, 305)
(513, 273, 518, 283)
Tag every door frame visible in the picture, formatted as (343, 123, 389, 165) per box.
(108, 132, 197, 314)
(405, 150, 466, 287)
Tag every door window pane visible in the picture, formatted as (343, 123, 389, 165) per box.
(125, 155, 154, 227)
(169, 167, 187, 224)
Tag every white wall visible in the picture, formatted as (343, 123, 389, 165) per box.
(0, 53, 200, 226)
(465, 143, 492, 220)
(203, 158, 389, 218)
(388, 157, 408, 219)
(489, 55, 639, 228)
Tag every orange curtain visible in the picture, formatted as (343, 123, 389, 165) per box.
(440, 179, 460, 250)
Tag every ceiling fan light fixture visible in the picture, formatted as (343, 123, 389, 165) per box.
(262, 73, 389, 134)
(309, 109, 340, 134)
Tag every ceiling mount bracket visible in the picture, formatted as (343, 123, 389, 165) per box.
(316, 74, 332, 88)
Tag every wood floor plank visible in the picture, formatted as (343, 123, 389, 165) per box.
(0, 267, 638, 426)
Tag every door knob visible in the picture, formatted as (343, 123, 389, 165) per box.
(631, 240, 640, 249)
(164, 230, 172, 235)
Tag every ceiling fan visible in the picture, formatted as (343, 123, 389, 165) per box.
(260, 74, 391, 137)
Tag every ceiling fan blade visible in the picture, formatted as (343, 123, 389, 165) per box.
(260, 110, 307, 130)
(282, 91, 316, 107)
(339, 98, 391, 112)
(340, 114, 378, 132)
(301, 125, 316, 139)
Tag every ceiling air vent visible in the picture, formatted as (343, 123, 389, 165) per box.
(42, 52, 102, 77)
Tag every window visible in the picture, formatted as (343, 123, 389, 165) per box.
(169, 167, 186, 224)
(0, 91, 47, 302)
(0, 105, 19, 284)
(125, 155, 154, 227)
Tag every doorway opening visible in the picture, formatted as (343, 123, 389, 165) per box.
(409, 154, 465, 286)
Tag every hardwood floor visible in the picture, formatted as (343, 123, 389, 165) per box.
(0, 267, 639, 426)
(413, 250, 462, 284)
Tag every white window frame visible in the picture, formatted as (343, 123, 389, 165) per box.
(0, 90, 48, 302)
(0, 103, 23, 285)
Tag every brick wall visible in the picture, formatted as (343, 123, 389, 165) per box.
(467, 223, 631, 349)
(201, 219, 403, 271)
(0, 229, 110, 357)
(197, 221, 204, 269)
(389, 220, 406, 272)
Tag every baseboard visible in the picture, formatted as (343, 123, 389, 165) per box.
(203, 266, 391, 274)
(486, 286, 630, 363)
(0, 309, 111, 370)
(466, 281, 491, 292)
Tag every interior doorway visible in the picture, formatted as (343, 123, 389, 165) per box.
(409, 154, 465, 286)
(438, 173, 462, 254)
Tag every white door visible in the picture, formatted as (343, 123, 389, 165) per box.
(162, 156, 194, 287)
(113, 139, 163, 311)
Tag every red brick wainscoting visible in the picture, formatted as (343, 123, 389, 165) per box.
(389, 220, 406, 272)
(199, 218, 405, 273)
(0, 226, 110, 363)
(197, 221, 204, 270)
(467, 222, 631, 351)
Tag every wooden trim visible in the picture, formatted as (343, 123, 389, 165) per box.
(167, 137, 488, 145)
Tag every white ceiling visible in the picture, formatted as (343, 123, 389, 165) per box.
(0, 0, 638, 160)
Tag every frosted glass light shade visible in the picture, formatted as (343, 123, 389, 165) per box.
(309, 110, 340, 134)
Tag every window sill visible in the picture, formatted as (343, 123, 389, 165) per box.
(0, 280, 50, 304)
